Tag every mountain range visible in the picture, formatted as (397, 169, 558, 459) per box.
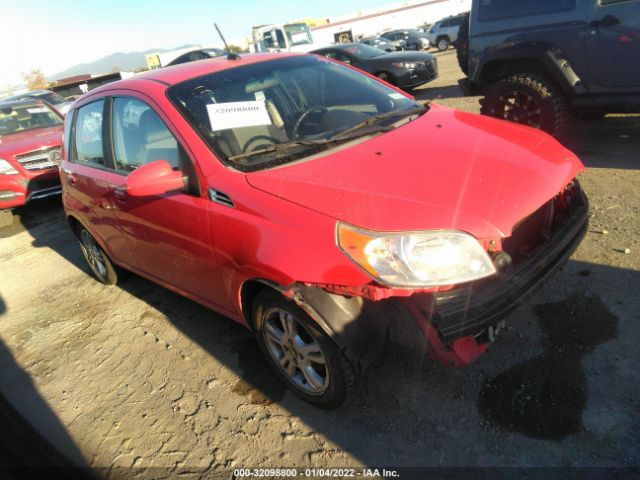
(50, 44, 198, 80)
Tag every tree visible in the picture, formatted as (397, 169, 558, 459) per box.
(227, 44, 247, 54)
(22, 69, 48, 90)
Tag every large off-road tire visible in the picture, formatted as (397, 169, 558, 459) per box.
(77, 227, 118, 285)
(252, 290, 358, 409)
(0, 209, 13, 228)
(456, 13, 470, 75)
(480, 73, 570, 136)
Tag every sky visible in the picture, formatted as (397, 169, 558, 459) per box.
(1, 0, 397, 89)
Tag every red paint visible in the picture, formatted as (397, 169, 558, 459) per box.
(405, 300, 489, 367)
(61, 53, 586, 364)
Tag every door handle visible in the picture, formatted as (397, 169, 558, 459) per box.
(68, 174, 78, 186)
(590, 15, 620, 28)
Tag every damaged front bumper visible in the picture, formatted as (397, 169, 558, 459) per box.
(286, 192, 589, 371)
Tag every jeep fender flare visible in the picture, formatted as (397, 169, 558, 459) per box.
(473, 42, 586, 97)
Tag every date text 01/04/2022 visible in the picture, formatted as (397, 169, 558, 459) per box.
(232, 468, 400, 477)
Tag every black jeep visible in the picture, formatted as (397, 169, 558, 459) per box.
(457, 0, 640, 135)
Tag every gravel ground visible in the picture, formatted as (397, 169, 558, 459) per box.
(0, 50, 638, 479)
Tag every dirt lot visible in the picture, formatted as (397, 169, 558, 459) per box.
(0, 50, 639, 479)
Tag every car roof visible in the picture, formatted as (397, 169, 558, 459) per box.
(313, 43, 358, 51)
(87, 52, 302, 95)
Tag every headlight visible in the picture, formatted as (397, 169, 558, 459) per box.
(392, 62, 417, 69)
(0, 159, 19, 175)
(337, 223, 496, 287)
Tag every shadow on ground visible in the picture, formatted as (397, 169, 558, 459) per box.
(0, 295, 94, 478)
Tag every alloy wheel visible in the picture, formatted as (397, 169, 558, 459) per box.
(80, 230, 108, 281)
(262, 307, 329, 395)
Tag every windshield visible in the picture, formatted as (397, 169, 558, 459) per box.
(167, 55, 424, 172)
(342, 43, 386, 59)
(284, 23, 313, 46)
(0, 103, 62, 136)
(35, 92, 67, 105)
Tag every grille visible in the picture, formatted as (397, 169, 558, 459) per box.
(15, 146, 61, 171)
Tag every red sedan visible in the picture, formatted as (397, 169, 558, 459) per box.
(0, 100, 64, 226)
(60, 53, 588, 408)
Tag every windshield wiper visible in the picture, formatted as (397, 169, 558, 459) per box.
(228, 103, 429, 164)
(328, 103, 428, 141)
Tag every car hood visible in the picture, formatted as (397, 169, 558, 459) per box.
(246, 105, 584, 239)
(0, 126, 63, 157)
(368, 51, 435, 63)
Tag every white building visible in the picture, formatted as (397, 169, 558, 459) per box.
(310, 0, 471, 45)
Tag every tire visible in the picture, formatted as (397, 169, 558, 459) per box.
(0, 209, 13, 228)
(252, 290, 358, 409)
(456, 13, 470, 76)
(480, 73, 570, 136)
(437, 37, 450, 51)
(376, 71, 395, 85)
(78, 227, 118, 285)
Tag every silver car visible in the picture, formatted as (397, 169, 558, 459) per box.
(426, 14, 467, 51)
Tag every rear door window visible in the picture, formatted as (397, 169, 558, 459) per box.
(478, 0, 577, 21)
(73, 100, 105, 166)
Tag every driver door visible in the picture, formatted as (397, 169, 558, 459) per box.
(108, 94, 232, 312)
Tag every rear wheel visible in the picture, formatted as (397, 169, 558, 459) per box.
(252, 290, 357, 409)
(480, 73, 570, 136)
(437, 37, 450, 51)
(78, 227, 118, 285)
(0, 209, 13, 228)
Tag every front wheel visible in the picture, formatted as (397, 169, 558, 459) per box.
(376, 71, 395, 85)
(78, 227, 118, 285)
(253, 291, 357, 409)
(480, 73, 570, 136)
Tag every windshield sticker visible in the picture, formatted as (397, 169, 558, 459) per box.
(388, 93, 406, 100)
(27, 107, 49, 114)
(207, 101, 271, 132)
(254, 91, 266, 101)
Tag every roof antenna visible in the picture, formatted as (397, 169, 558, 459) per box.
(214, 23, 241, 60)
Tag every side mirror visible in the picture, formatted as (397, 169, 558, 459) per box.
(125, 160, 185, 197)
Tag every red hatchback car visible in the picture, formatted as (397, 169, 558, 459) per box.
(61, 53, 588, 408)
(0, 100, 64, 226)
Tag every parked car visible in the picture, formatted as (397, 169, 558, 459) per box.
(311, 43, 437, 89)
(61, 52, 588, 408)
(359, 36, 402, 52)
(457, 0, 640, 135)
(1, 89, 73, 116)
(381, 29, 430, 50)
(0, 100, 64, 227)
(426, 13, 467, 51)
(166, 48, 226, 67)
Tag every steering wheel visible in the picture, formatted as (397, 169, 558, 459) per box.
(242, 135, 281, 153)
(292, 106, 328, 139)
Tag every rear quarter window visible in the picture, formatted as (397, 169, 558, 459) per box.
(478, 0, 577, 22)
